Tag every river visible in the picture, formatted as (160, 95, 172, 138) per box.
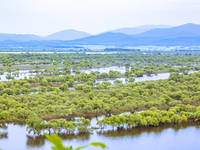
(1, 118, 200, 150)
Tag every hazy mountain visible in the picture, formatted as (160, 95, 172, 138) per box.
(0, 23, 200, 47)
(0, 40, 85, 48)
(0, 29, 91, 41)
(135, 23, 200, 38)
(108, 25, 172, 35)
(151, 36, 200, 46)
(71, 32, 132, 43)
(65, 32, 160, 46)
(46, 29, 91, 40)
(1, 35, 200, 48)
(65, 23, 200, 46)
(0, 33, 43, 41)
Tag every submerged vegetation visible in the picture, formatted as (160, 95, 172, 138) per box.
(97, 104, 200, 128)
(23, 103, 200, 135)
(1, 52, 200, 140)
(26, 117, 91, 135)
(1, 71, 200, 123)
(0, 52, 200, 72)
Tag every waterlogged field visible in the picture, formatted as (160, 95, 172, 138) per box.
(1, 52, 200, 150)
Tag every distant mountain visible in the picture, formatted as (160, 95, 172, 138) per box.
(0, 29, 91, 41)
(65, 32, 160, 46)
(0, 33, 43, 41)
(135, 23, 200, 38)
(46, 29, 91, 41)
(71, 32, 132, 44)
(1, 35, 200, 48)
(108, 25, 172, 35)
(0, 40, 85, 48)
(0, 23, 200, 47)
(151, 36, 200, 46)
(65, 23, 200, 46)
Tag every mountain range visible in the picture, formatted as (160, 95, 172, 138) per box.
(107, 25, 172, 35)
(0, 25, 173, 41)
(0, 23, 200, 47)
(46, 29, 91, 41)
(134, 23, 200, 38)
(63, 23, 200, 46)
(0, 25, 175, 41)
(0, 33, 43, 41)
(0, 29, 91, 41)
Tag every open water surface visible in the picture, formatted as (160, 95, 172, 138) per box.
(1, 117, 200, 150)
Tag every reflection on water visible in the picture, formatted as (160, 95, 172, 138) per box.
(26, 133, 90, 148)
(97, 122, 200, 137)
(26, 132, 90, 149)
(1, 122, 200, 150)
(94, 123, 200, 150)
(26, 135, 45, 148)
(0, 124, 8, 130)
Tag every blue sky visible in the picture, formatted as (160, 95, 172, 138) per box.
(0, 0, 200, 35)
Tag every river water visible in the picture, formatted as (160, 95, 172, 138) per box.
(0, 66, 200, 150)
(0, 66, 198, 84)
(1, 118, 200, 150)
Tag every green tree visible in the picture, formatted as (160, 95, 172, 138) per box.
(41, 79, 48, 86)
(128, 77, 135, 83)
(59, 84, 69, 92)
(53, 61, 59, 66)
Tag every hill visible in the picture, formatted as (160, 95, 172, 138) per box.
(0, 33, 43, 41)
(109, 25, 172, 35)
(65, 23, 200, 46)
(46, 29, 91, 40)
(135, 23, 200, 38)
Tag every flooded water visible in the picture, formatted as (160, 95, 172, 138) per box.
(76, 66, 127, 74)
(1, 66, 200, 150)
(1, 118, 200, 150)
(95, 70, 198, 85)
(1, 65, 198, 85)
(0, 66, 126, 81)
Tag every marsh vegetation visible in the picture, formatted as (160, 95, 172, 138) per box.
(1, 51, 200, 149)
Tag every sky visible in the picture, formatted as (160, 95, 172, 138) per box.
(0, 0, 200, 36)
